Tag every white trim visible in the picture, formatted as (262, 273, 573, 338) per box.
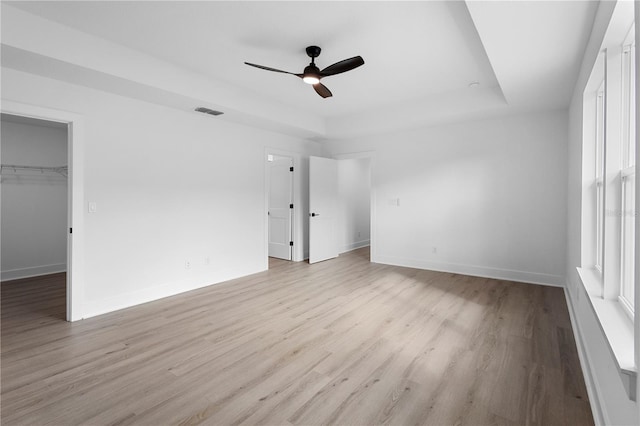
(1, 99, 85, 321)
(1, 264, 66, 282)
(374, 255, 565, 287)
(577, 267, 637, 400)
(620, 167, 635, 315)
(340, 240, 370, 254)
(621, 166, 636, 178)
(596, 177, 604, 272)
(619, 294, 635, 320)
(564, 286, 608, 426)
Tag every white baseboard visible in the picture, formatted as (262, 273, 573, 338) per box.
(564, 286, 606, 426)
(302, 240, 370, 261)
(1, 263, 66, 282)
(81, 265, 264, 320)
(340, 239, 370, 254)
(372, 255, 564, 287)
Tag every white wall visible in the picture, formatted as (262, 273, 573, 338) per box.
(1, 68, 322, 319)
(1, 118, 68, 281)
(337, 158, 371, 253)
(564, 1, 639, 424)
(325, 110, 568, 286)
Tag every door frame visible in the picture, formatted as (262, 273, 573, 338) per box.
(1, 100, 85, 321)
(267, 154, 293, 261)
(264, 148, 303, 266)
(333, 151, 377, 262)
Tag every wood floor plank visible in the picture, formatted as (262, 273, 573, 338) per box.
(1, 248, 594, 425)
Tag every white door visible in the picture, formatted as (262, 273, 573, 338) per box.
(268, 156, 293, 260)
(309, 156, 339, 263)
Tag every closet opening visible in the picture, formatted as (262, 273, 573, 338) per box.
(337, 156, 372, 261)
(1, 113, 69, 321)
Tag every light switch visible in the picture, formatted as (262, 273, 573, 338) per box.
(88, 202, 97, 213)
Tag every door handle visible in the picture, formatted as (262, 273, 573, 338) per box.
(310, 212, 320, 217)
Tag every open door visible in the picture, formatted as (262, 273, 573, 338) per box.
(309, 156, 339, 263)
(268, 155, 293, 260)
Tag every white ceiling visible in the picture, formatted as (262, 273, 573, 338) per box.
(3, 0, 598, 138)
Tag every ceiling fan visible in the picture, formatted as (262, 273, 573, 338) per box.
(244, 46, 364, 98)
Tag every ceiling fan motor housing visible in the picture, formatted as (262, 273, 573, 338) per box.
(306, 46, 322, 58)
(304, 64, 321, 77)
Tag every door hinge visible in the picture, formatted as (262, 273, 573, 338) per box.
(290, 166, 294, 172)
(289, 241, 294, 246)
(289, 203, 294, 209)
(69, 228, 73, 234)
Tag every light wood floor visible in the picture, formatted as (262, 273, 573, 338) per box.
(1, 248, 593, 425)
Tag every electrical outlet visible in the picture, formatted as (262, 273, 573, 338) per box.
(205, 257, 210, 266)
(357, 231, 361, 238)
(432, 247, 437, 254)
(185, 260, 191, 269)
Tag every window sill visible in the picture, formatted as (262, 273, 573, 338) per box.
(576, 267, 637, 401)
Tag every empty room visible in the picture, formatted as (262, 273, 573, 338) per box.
(1, 1, 639, 425)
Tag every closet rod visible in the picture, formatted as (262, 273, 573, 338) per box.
(1, 164, 68, 177)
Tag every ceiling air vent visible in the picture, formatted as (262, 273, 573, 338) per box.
(195, 107, 224, 116)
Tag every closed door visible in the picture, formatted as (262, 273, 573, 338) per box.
(268, 155, 293, 260)
(309, 156, 338, 264)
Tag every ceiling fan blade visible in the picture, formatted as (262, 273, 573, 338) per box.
(244, 62, 302, 77)
(313, 82, 333, 98)
(320, 56, 364, 77)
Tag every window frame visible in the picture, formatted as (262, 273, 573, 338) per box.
(595, 81, 606, 274)
(619, 25, 636, 317)
(577, 3, 637, 402)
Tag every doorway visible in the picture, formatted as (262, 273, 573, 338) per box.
(308, 153, 374, 264)
(1, 113, 69, 319)
(337, 157, 372, 258)
(0, 101, 84, 322)
(267, 154, 294, 261)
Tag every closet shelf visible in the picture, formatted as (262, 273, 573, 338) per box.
(1, 164, 68, 177)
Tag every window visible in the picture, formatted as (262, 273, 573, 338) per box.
(620, 27, 636, 316)
(595, 81, 605, 273)
(621, 169, 634, 314)
(584, 26, 636, 318)
(578, 4, 636, 401)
